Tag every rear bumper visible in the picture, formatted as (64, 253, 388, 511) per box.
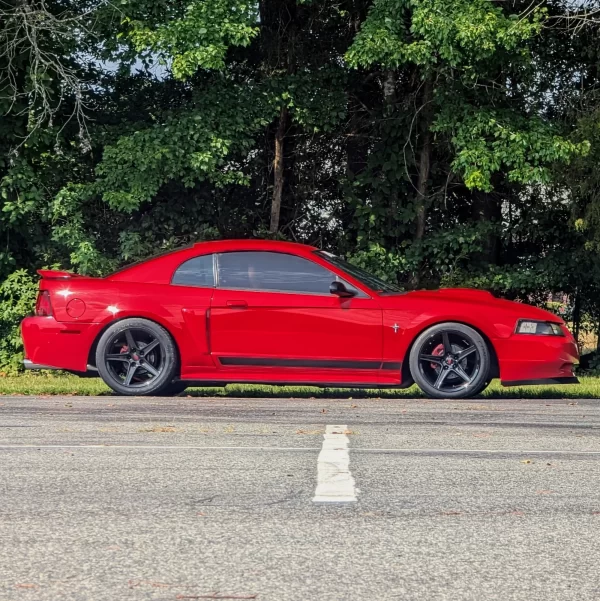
(24, 359, 63, 370)
(23, 358, 97, 373)
(21, 316, 101, 373)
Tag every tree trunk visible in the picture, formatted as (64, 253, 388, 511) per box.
(383, 70, 396, 107)
(472, 188, 502, 265)
(572, 290, 581, 349)
(261, 0, 295, 235)
(346, 113, 367, 180)
(410, 76, 434, 288)
(414, 77, 434, 242)
(269, 105, 288, 234)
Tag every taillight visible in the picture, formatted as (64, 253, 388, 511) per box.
(35, 290, 53, 316)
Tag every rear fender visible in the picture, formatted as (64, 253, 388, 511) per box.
(41, 279, 122, 324)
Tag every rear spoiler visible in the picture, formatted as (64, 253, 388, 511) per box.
(37, 269, 85, 280)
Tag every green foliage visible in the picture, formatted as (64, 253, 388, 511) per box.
(0, 271, 38, 372)
(346, 0, 584, 194)
(280, 70, 348, 133)
(95, 82, 278, 211)
(125, 0, 259, 78)
(434, 106, 590, 192)
(563, 106, 600, 251)
(348, 224, 500, 287)
(346, 0, 544, 71)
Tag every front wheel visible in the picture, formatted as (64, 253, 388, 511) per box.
(409, 322, 491, 399)
(96, 318, 179, 396)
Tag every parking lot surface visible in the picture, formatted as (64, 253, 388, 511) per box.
(1, 395, 600, 601)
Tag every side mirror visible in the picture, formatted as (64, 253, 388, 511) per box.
(330, 281, 356, 298)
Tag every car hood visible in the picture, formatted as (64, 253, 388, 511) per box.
(385, 288, 562, 322)
(405, 288, 496, 303)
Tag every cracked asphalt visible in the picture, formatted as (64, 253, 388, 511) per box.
(1, 395, 600, 601)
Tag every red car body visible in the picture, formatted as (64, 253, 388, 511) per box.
(22, 239, 579, 393)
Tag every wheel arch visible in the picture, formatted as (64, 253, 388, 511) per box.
(401, 319, 500, 384)
(87, 315, 182, 375)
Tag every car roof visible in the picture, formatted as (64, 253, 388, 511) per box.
(193, 239, 317, 253)
(107, 239, 319, 283)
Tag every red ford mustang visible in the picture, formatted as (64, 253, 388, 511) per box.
(21, 239, 579, 398)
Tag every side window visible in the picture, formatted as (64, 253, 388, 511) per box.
(217, 251, 343, 294)
(172, 255, 215, 287)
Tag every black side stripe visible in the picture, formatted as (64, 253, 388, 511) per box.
(218, 357, 401, 370)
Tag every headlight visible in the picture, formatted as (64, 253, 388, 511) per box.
(515, 320, 564, 336)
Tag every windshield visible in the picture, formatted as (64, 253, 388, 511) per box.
(316, 251, 402, 294)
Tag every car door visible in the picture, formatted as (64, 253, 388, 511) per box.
(170, 253, 217, 375)
(209, 251, 383, 382)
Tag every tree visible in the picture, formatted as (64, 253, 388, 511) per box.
(345, 0, 588, 285)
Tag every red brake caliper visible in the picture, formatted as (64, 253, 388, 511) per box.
(431, 344, 444, 370)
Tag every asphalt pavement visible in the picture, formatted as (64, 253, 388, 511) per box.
(1, 394, 600, 601)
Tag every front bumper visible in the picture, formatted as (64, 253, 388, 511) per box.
(496, 332, 579, 386)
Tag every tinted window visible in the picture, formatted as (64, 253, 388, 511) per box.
(217, 252, 339, 294)
(172, 255, 215, 287)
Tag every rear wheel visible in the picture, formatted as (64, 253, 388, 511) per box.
(409, 322, 491, 399)
(96, 318, 178, 396)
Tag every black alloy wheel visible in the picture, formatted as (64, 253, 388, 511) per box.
(409, 322, 491, 399)
(96, 318, 178, 395)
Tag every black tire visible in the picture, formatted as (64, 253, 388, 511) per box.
(96, 318, 178, 396)
(409, 322, 491, 399)
(473, 378, 492, 396)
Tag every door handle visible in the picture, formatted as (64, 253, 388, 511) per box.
(226, 300, 248, 309)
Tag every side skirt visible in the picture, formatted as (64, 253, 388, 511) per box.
(501, 377, 580, 387)
(175, 379, 414, 390)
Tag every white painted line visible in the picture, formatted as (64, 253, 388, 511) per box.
(312, 424, 357, 504)
(0, 445, 316, 450)
(350, 448, 600, 455)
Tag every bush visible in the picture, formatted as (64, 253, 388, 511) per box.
(0, 270, 38, 372)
